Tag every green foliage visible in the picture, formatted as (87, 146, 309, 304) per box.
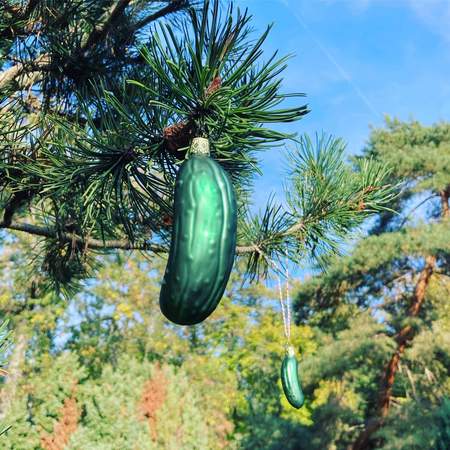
(365, 118, 450, 193)
(295, 314, 393, 449)
(1, 352, 86, 449)
(1, 353, 224, 449)
(295, 221, 450, 326)
(238, 413, 311, 450)
(376, 397, 450, 450)
(71, 357, 214, 449)
(436, 398, 450, 450)
(0, 320, 10, 371)
(0, 0, 200, 291)
(362, 118, 450, 233)
(240, 134, 397, 279)
(0, 244, 315, 448)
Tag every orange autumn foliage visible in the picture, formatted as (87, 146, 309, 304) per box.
(41, 396, 80, 450)
(139, 366, 168, 441)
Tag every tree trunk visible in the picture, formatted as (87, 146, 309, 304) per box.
(351, 254, 436, 450)
(0, 330, 28, 420)
(440, 189, 450, 218)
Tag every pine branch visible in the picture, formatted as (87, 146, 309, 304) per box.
(18, 91, 101, 127)
(0, 54, 50, 90)
(0, 219, 300, 255)
(24, 0, 42, 15)
(0, 0, 193, 90)
(0, 4, 20, 43)
(0, 220, 167, 252)
(126, 0, 308, 167)
(8, 131, 394, 285)
(2, 190, 34, 226)
(284, 134, 398, 268)
(36, 0, 308, 243)
(0, 53, 50, 89)
(81, 0, 133, 51)
(131, 0, 191, 32)
(0, 1, 396, 291)
(0, 1, 21, 16)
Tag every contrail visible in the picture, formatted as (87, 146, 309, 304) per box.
(281, 0, 381, 119)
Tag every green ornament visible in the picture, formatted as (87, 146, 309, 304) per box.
(281, 346, 305, 409)
(159, 138, 237, 325)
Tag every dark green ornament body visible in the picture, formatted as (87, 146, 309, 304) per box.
(159, 138, 237, 325)
(281, 347, 305, 409)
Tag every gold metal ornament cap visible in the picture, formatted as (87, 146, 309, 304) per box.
(190, 137, 210, 156)
(286, 345, 295, 357)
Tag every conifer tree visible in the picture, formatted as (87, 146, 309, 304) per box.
(295, 119, 450, 449)
(0, 0, 395, 295)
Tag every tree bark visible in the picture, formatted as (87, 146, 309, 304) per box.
(351, 254, 436, 450)
(81, 0, 132, 51)
(0, 221, 167, 253)
(0, 53, 50, 90)
(440, 188, 450, 218)
(0, 331, 27, 420)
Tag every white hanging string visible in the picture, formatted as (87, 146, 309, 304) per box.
(284, 252, 291, 343)
(276, 273, 290, 342)
(253, 245, 292, 344)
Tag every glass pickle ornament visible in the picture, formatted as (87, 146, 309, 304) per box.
(281, 346, 305, 409)
(159, 137, 237, 325)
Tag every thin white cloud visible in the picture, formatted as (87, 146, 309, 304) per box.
(320, 0, 450, 42)
(408, 0, 450, 42)
(283, 0, 382, 119)
(319, 0, 373, 13)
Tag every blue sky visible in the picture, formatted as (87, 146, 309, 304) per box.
(234, 0, 450, 205)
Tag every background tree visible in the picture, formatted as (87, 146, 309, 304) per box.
(0, 0, 404, 448)
(294, 118, 450, 449)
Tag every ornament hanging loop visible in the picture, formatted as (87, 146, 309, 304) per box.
(253, 244, 292, 347)
(285, 345, 295, 357)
